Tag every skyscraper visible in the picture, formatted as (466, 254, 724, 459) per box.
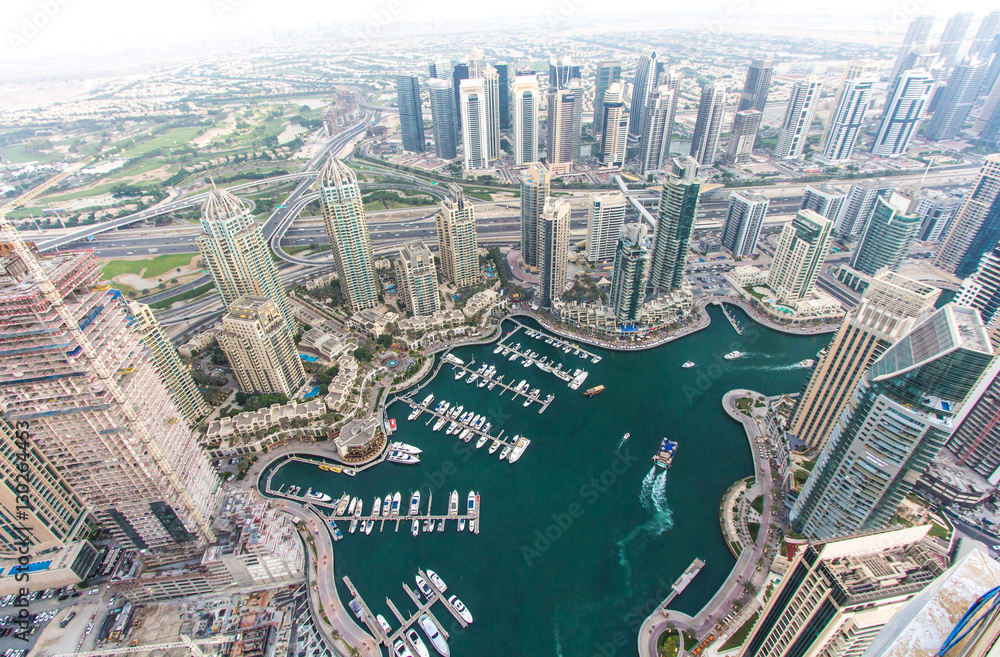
(436, 191, 481, 288)
(790, 271, 940, 451)
(512, 74, 539, 166)
(800, 184, 847, 223)
(738, 526, 945, 657)
(395, 240, 440, 317)
(939, 12, 974, 67)
(721, 191, 768, 257)
(0, 419, 87, 556)
(936, 154, 1000, 277)
(689, 82, 726, 166)
(767, 210, 833, 303)
(395, 75, 425, 153)
(890, 17, 935, 88)
(628, 49, 657, 138)
(593, 61, 623, 135)
(548, 57, 580, 92)
(467, 46, 484, 80)
(598, 83, 629, 168)
(609, 223, 650, 323)
(724, 109, 761, 164)
(196, 186, 293, 327)
(872, 69, 934, 156)
(460, 77, 489, 171)
(737, 58, 773, 112)
(850, 193, 921, 276)
(649, 157, 702, 294)
(547, 82, 584, 173)
(927, 59, 989, 141)
(821, 77, 875, 162)
(428, 59, 450, 79)
(975, 74, 1000, 144)
(483, 64, 501, 162)
(791, 304, 992, 539)
(834, 182, 892, 237)
(318, 157, 379, 312)
(495, 62, 510, 130)
(915, 189, 962, 242)
(946, 355, 1000, 479)
(129, 301, 209, 427)
(774, 79, 823, 159)
(585, 192, 629, 263)
(520, 163, 550, 268)
(537, 198, 570, 308)
(218, 295, 306, 398)
(429, 78, 457, 159)
(971, 11, 1000, 57)
(452, 63, 469, 128)
(639, 84, 678, 174)
(956, 243, 1000, 337)
(0, 247, 219, 552)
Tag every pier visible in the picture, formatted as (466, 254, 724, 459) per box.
(343, 569, 471, 654)
(507, 319, 602, 363)
(718, 302, 743, 336)
(406, 399, 522, 450)
(659, 558, 706, 610)
(445, 359, 554, 413)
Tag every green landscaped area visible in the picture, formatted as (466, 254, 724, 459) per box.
(721, 612, 760, 652)
(735, 397, 753, 410)
(657, 630, 679, 657)
(148, 282, 215, 309)
(101, 253, 197, 280)
(121, 126, 205, 157)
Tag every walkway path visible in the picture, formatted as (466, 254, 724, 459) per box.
(637, 390, 782, 657)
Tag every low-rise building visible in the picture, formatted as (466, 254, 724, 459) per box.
(178, 324, 221, 358)
(334, 415, 385, 462)
(298, 324, 350, 361)
(916, 449, 996, 509)
(462, 288, 507, 319)
(323, 354, 361, 413)
(205, 399, 326, 444)
(0, 541, 100, 596)
(726, 265, 767, 288)
(348, 307, 399, 338)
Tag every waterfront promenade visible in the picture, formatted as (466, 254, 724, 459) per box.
(638, 389, 782, 657)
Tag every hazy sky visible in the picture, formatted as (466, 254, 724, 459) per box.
(3, 0, 1000, 64)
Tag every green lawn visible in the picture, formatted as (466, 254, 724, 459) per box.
(0, 144, 64, 164)
(122, 126, 204, 157)
(102, 253, 197, 279)
(148, 282, 215, 309)
(720, 612, 759, 652)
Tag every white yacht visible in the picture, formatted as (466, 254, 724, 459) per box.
(409, 491, 421, 515)
(475, 435, 488, 449)
(449, 491, 459, 516)
(488, 440, 500, 454)
(418, 614, 450, 657)
(426, 570, 447, 592)
(724, 351, 742, 360)
(406, 630, 431, 657)
(508, 436, 530, 464)
(391, 442, 422, 455)
(448, 595, 473, 624)
(391, 492, 401, 516)
(421, 394, 434, 407)
(499, 445, 511, 460)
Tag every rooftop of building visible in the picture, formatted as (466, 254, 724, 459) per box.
(0, 248, 94, 298)
(202, 186, 250, 224)
(398, 240, 433, 267)
(927, 449, 995, 496)
(318, 156, 358, 191)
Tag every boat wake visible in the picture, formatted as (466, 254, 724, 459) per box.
(553, 615, 564, 657)
(616, 434, 629, 452)
(620, 467, 674, 595)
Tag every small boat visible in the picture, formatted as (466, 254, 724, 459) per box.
(349, 518, 359, 534)
(391, 492, 401, 516)
(408, 407, 423, 421)
(433, 417, 447, 432)
(418, 614, 450, 657)
(584, 385, 605, 396)
(448, 595, 473, 624)
(523, 396, 532, 407)
(331, 522, 343, 541)
(458, 518, 466, 531)
(449, 491, 459, 516)
(522, 357, 533, 368)
(477, 377, 489, 387)
(482, 422, 491, 433)
(409, 491, 421, 515)
(467, 491, 477, 515)
(797, 359, 816, 368)
(421, 394, 434, 407)
(451, 405, 464, 419)
(515, 380, 526, 392)
(383, 495, 392, 515)
(682, 361, 695, 368)
(474, 416, 486, 430)
(391, 442, 422, 455)
(653, 437, 678, 469)
(493, 344, 504, 354)
(426, 570, 447, 592)
(388, 451, 421, 464)
(724, 351, 741, 360)
(424, 519, 434, 533)
(377, 614, 393, 636)
(411, 519, 419, 536)
(347, 497, 358, 516)
(355, 499, 364, 518)
(437, 519, 444, 532)
(622, 432, 630, 442)
(446, 421, 458, 435)
(476, 435, 488, 449)
(454, 369, 465, 380)
(508, 437, 530, 464)
(459, 428, 471, 441)
(394, 640, 416, 657)
(305, 490, 332, 503)
(416, 575, 433, 598)
(364, 519, 373, 535)
(499, 446, 511, 460)
(465, 373, 478, 384)
(389, 418, 397, 433)
(407, 629, 431, 657)
(488, 440, 500, 454)
(508, 351, 519, 361)
(335, 494, 350, 516)
(372, 497, 381, 518)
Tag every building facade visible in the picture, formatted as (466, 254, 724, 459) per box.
(628, 49, 658, 138)
(609, 223, 650, 323)
(925, 59, 988, 141)
(598, 83, 629, 168)
(725, 109, 762, 164)
(872, 69, 934, 156)
(767, 210, 833, 303)
(850, 193, 922, 276)
(775, 79, 823, 159)
(649, 157, 702, 294)
(690, 82, 727, 167)
(593, 61, 623, 135)
(946, 356, 1000, 482)
(520, 163, 550, 268)
(547, 83, 584, 172)
(586, 192, 629, 263)
(437, 192, 481, 288)
(737, 58, 773, 112)
(834, 182, 892, 237)
(460, 77, 490, 171)
(821, 78, 875, 162)
(512, 74, 539, 166)
(935, 154, 1000, 278)
(318, 157, 379, 312)
(395, 240, 440, 317)
(721, 190, 769, 257)
(801, 185, 847, 223)
(640, 84, 678, 174)
(538, 198, 571, 308)
(428, 78, 457, 159)
(395, 74, 425, 153)
(218, 295, 306, 398)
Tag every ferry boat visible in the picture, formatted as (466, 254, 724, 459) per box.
(584, 385, 605, 396)
(409, 491, 421, 515)
(408, 407, 423, 421)
(418, 614, 450, 657)
(391, 492, 401, 516)
(449, 491, 459, 516)
(682, 361, 696, 368)
(335, 494, 350, 515)
(426, 570, 447, 592)
(569, 370, 590, 390)
(724, 351, 742, 360)
(448, 595, 474, 624)
(508, 436, 530, 464)
(797, 359, 816, 368)
(421, 394, 434, 407)
(653, 438, 678, 469)
(305, 489, 332, 503)
(331, 523, 343, 541)
(411, 519, 419, 536)
(391, 442, 422, 455)
(475, 435, 488, 449)
(407, 630, 431, 657)
(499, 445, 512, 460)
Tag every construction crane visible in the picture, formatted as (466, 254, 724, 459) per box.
(53, 634, 234, 657)
(0, 158, 218, 543)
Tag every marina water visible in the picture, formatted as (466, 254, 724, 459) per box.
(265, 306, 825, 657)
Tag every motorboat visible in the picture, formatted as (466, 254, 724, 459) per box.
(475, 435, 488, 449)
(724, 351, 742, 360)
(306, 490, 332, 503)
(569, 370, 589, 390)
(383, 495, 392, 516)
(391, 492, 401, 516)
(467, 491, 477, 515)
(432, 417, 447, 432)
(458, 518, 466, 531)
(682, 361, 695, 368)
(437, 519, 444, 532)
(797, 359, 816, 368)
(508, 436, 530, 464)
(488, 440, 500, 454)
(409, 491, 421, 515)
(482, 422, 491, 433)
(477, 376, 489, 387)
(418, 614, 450, 657)
(426, 570, 447, 592)
(446, 421, 458, 435)
(416, 575, 433, 598)
(408, 407, 423, 420)
(421, 394, 434, 407)
(493, 344, 504, 354)
(474, 416, 486, 430)
(331, 523, 343, 541)
(349, 599, 363, 619)
(407, 629, 431, 657)
(449, 490, 459, 516)
(465, 372, 478, 384)
(508, 351, 519, 361)
(499, 446, 511, 460)
(364, 519, 373, 535)
(372, 497, 381, 518)
(454, 368, 465, 380)
(388, 451, 420, 465)
(349, 518, 359, 534)
(354, 499, 363, 517)
(459, 428, 471, 441)
(451, 405, 463, 419)
(448, 595, 473, 624)
(335, 494, 350, 516)
(411, 519, 419, 536)
(377, 614, 393, 636)
(394, 640, 415, 657)
(391, 442, 422, 455)
(347, 497, 358, 516)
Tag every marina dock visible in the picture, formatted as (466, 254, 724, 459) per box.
(406, 399, 519, 448)
(506, 320, 602, 363)
(343, 569, 470, 654)
(718, 302, 743, 335)
(444, 359, 554, 414)
(659, 558, 706, 610)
